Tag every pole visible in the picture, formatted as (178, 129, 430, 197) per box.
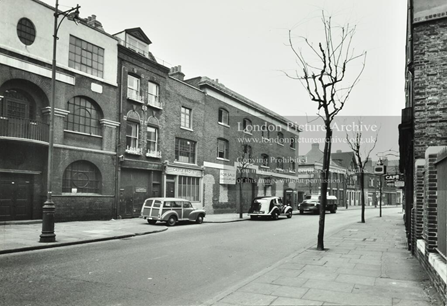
(40, 0, 59, 242)
(379, 174, 382, 217)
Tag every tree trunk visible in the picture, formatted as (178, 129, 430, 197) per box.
(360, 171, 365, 223)
(317, 126, 332, 250)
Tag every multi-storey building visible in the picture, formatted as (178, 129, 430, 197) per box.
(184, 76, 301, 213)
(0, 0, 120, 221)
(113, 27, 170, 218)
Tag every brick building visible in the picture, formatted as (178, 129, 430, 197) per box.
(113, 28, 170, 218)
(184, 76, 300, 213)
(0, 0, 120, 221)
(399, 0, 447, 301)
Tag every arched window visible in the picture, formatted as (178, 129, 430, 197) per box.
(217, 138, 229, 159)
(277, 157, 284, 170)
(66, 96, 102, 135)
(261, 154, 269, 167)
(1, 89, 35, 119)
(218, 108, 229, 126)
(243, 118, 252, 133)
(277, 132, 284, 145)
(126, 110, 141, 154)
(62, 160, 102, 193)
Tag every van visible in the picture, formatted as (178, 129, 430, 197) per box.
(298, 194, 338, 214)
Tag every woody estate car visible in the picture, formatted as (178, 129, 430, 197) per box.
(140, 197, 206, 226)
(248, 196, 293, 220)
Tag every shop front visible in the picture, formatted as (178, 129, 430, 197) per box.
(164, 164, 204, 208)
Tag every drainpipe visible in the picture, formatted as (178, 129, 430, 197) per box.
(114, 63, 125, 219)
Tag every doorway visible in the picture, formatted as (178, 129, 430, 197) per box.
(0, 173, 32, 221)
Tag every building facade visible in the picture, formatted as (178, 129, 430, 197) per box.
(400, 0, 447, 301)
(0, 0, 120, 221)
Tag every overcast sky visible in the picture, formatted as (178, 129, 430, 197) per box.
(39, 0, 407, 159)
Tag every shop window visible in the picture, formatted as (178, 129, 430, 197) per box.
(217, 138, 229, 159)
(65, 96, 102, 135)
(181, 107, 192, 129)
(68, 35, 104, 78)
(178, 176, 200, 202)
(62, 160, 101, 193)
(175, 138, 196, 163)
(218, 108, 229, 125)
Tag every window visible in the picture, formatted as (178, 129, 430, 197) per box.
(148, 82, 160, 107)
(243, 144, 252, 160)
(277, 132, 284, 145)
(146, 126, 160, 157)
(62, 161, 101, 193)
(175, 138, 196, 163)
(127, 34, 148, 55)
(69, 35, 104, 78)
(127, 75, 142, 102)
(290, 161, 296, 172)
(126, 121, 140, 153)
(261, 125, 269, 139)
(218, 108, 229, 125)
(178, 176, 200, 201)
(243, 118, 252, 133)
(17, 18, 36, 46)
(261, 154, 269, 167)
(181, 107, 192, 129)
(66, 97, 101, 135)
(290, 137, 296, 149)
(217, 139, 229, 159)
(277, 157, 284, 170)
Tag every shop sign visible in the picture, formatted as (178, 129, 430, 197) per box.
(219, 169, 236, 185)
(166, 166, 202, 177)
(135, 188, 147, 193)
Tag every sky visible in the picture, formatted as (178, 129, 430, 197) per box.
(39, 0, 407, 160)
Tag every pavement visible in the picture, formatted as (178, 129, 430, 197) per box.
(0, 207, 444, 306)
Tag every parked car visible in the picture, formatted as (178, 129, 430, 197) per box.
(248, 196, 293, 220)
(140, 197, 206, 226)
(298, 195, 338, 214)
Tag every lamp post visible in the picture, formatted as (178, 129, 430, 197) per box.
(40, 1, 80, 243)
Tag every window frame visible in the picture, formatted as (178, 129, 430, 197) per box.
(175, 138, 196, 164)
(17, 18, 36, 46)
(277, 132, 284, 146)
(261, 154, 269, 168)
(62, 160, 102, 194)
(243, 118, 252, 134)
(148, 81, 161, 108)
(218, 108, 229, 126)
(126, 119, 140, 154)
(180, 107, 192, 130)
(277, 157, 284, 170)
(68, 35, 104, 78)
(65, 96, 102, 136)
(217, 138, 229, 160)
(146, 125, 160, 157)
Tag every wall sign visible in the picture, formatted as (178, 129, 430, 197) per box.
(219, 169, 237, 185)
(166, 166, 202, 177)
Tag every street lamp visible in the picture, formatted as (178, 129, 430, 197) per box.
(40, 1, 80, 243)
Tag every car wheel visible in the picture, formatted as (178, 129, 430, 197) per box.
(250, 215, 257, 220)
(287, 211, 292, 218)
(147, 220, 156, 225)
(271, 212, 279, 220)
(299, 210, 304, 215)
(166, 216, 177, 226)
(331, 209, 336, 214)
(196, 215, 204, 224)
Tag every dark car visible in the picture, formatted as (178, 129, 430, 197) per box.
(298, 195, 337, 214)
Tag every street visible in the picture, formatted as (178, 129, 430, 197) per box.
(0, 208, 400, 306)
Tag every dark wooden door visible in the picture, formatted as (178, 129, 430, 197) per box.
(0, 174, 32, 221)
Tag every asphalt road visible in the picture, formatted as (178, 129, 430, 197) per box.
(0, 208, 397, 306)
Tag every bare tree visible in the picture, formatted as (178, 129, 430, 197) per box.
(287, 13, 366, 250)
(237, 144, 254, 218)
(346, 120, 378, 223)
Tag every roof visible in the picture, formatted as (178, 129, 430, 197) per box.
(144, 197, 190, 202)
(331, 151, 357, 169)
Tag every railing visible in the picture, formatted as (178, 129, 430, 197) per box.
(0, 117, 49, 142)
(436, 148, 447, 258)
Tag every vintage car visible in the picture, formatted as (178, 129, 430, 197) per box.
(298, 195, 338, 214)
(248, 196, 293, 220)
(140, 197, 206, 226)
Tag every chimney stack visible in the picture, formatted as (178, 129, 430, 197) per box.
(86, 15, 104, 31)
(169, 65, 185, 81)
